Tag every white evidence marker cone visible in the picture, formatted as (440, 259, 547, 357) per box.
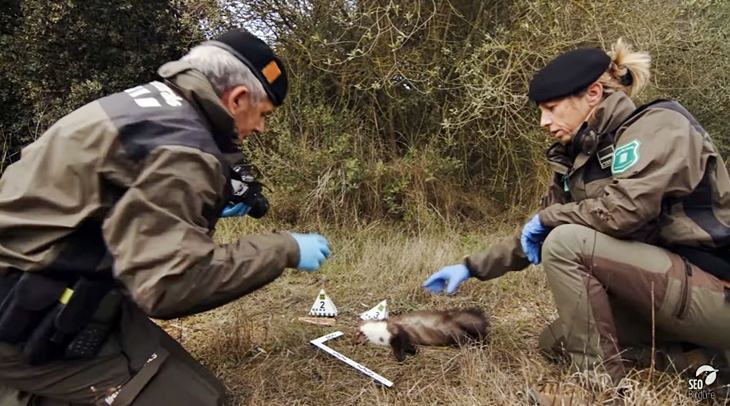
(308, 288, 338, 317)
(360, 300, 387, 320)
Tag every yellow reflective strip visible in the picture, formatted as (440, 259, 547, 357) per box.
(59, 288, 74, 304)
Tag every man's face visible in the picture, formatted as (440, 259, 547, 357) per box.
(221, 85, 275, 141)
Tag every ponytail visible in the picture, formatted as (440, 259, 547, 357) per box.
(598, 38, 652, 98)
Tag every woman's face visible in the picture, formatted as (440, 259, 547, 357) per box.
(538, 81, 604, 143)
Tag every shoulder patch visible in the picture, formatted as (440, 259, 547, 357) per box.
(99, 81, 223, 163)
(611, 139, 642, 175)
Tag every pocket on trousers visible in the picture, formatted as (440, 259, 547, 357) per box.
(673, 257, 693, 320)
(103, 335, 227, 406)
(124, 353, 226, 406)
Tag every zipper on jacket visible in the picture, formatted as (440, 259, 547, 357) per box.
(675, 256, 692, 319)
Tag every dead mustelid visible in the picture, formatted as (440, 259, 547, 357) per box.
(352, 307, 490, 361)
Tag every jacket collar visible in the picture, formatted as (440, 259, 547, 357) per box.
(156, 61, 241, 155)
(584, 91, 637, 138)
(546, 91, 637, 174)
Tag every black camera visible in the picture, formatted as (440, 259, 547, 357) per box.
(228, 165, 269, 219)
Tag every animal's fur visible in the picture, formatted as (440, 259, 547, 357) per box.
(352, 307, 490, 362)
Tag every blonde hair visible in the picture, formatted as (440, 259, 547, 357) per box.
(598, 38, 652, 99)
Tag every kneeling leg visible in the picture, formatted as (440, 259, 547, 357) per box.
(540, 224, 730, 385)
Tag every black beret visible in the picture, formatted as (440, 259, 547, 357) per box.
(528, 47, 611, 104)
(204, 29, 288, 106)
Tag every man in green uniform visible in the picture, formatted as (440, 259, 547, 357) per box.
(0, 29, 331, 405)
(423, 39, 730, 404)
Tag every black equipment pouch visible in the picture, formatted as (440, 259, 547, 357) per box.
(0, 272, 70, 345)
(0, 271, 20, 305)
(65, 287, 123, 359)
(20, 276, 118, 365)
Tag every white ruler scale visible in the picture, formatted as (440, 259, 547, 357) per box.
(310, 331, 394, 388)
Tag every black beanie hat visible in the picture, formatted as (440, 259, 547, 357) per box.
(204, 29, 288, 106)
(528, 47, 611, 104)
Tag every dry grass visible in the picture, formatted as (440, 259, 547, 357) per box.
(156, 217, 701, 405)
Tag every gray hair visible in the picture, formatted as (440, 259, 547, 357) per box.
(181, 44, 268, 105)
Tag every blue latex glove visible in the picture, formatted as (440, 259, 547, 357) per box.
(520, 214, 550, 264)
(422, 264, 471, 295)
(221, 202, 251, 218)
(290, 233, 331, 271)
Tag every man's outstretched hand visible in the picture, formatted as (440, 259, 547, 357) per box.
(422, 264, 470, 295)
(290, 233, 331, 271)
